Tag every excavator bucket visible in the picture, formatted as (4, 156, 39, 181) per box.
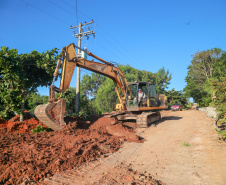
(34, 43, 77, 130)
(34, 99, 66, 130)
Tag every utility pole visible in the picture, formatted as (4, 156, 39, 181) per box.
(70, 20, 95, 113)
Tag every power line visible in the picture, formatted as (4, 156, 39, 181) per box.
(76, 0, 78, 24)
(70, 9, 144, 69)
(47, 0, 75, 18)
(58, 0, 85, 23)
(19, 0, 71, 26)
(96, 24, 144, 69)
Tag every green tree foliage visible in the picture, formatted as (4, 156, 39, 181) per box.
(184, 48, 225, 118)
(153, 67, 172, 94)
(61, 87, 99, 117)
(95, 78, 118, 113)
(26, 93, 49, 111)
(80, 73, 106, 98)
(0, 46, 58, 119)
(166, 88, 187, 106)
(184, 48, 223, 106)
(209, 52, 226, 116)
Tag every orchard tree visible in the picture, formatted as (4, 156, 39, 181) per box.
(0, 46, 58, 120)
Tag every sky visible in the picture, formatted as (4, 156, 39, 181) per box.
(1, 0, 226, 96)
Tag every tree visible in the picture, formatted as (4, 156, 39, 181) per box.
(184, 48, 223, 106)
(80, 73, 106, 98)
(166, 89, 187, 107)
(0, 46, 58, 120)
(26, 93, 49, 112)
(60, 87, 99, 118)
(153, 67, 172, 94)
(208, 52, 226, 116)
(94, 78, 118, 113)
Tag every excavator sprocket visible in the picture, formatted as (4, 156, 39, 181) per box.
(34, 99, 66, 131)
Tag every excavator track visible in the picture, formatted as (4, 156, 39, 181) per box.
(136, 112, 161, 128)
(111, 111, 161, 128)
(34, 99, 66, 131)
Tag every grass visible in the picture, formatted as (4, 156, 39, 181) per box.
(181, 142, 191, 147)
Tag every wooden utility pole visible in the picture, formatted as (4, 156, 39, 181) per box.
(70, 20, 95, 113)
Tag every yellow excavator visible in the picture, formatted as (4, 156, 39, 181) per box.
(34, 43, 168, 130)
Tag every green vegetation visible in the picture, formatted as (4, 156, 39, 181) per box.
(31, 125, 52, 133)
(181, 142, 191, 147)
(216, 117, 226, 141)
(184, 48, 226, 111)
(0, 46, 59, 120)
(166, 88, 187, 107)
(216, 130, 226, 141)
(184, 49, 225, 111)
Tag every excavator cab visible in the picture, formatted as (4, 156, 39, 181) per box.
(126, 82, 161, 111)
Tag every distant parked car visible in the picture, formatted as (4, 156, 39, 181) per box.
(171, 103, 182, 111)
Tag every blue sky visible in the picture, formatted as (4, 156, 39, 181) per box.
(1, 0, 226, 95)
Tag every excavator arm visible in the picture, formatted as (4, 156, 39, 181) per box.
(34, 43, 128, 130)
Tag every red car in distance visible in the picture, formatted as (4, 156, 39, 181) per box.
(171, 103, 182, 111)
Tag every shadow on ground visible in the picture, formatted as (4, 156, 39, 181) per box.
(148, 116, 183, 127)
(162, 116, 183, 121)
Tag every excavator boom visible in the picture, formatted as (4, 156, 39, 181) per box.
(35, 43, 128, 130)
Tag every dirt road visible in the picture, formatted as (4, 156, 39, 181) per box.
(43, 110, 226, 185)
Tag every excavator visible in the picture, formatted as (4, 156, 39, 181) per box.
(34, 43, 168, 130)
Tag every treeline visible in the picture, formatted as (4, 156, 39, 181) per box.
(184, 48, 226, 116)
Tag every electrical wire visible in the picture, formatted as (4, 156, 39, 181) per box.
(19, 0, 71, 26)
(58, 0, 86, 23)
(19, 0, 144, 70)
(47, 0, 76, 17)
(96, 24, 144, 69)
(70, 9, 144, 69)
(76, 0, 78, 24)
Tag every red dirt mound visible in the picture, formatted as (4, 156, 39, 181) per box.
(0, 111, 47, 134)
(0, 115, 142, 184)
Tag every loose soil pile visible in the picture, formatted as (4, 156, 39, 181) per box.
(0, 112, 142, 184)
(0, 111, 47, 134)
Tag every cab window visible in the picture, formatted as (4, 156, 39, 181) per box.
(126, 84, 138, 107)
(149, 84, 157, 98)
